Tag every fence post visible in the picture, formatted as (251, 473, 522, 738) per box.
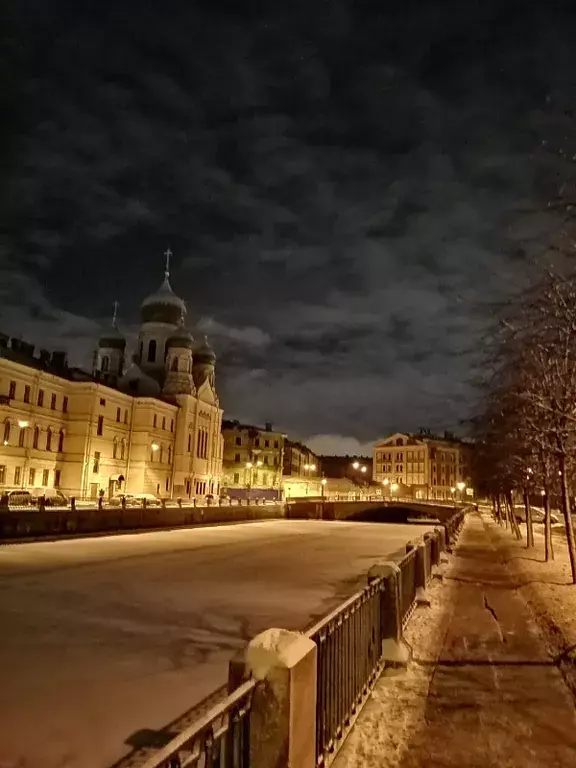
(70, 496, 76, 512)
(414, 542, 431, 606)
(367, 563, 411, 667)
(244, 628, 317, 768)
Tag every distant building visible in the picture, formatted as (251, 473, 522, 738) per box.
(319, 455, 373, 484)
(221, 420, 285, 500)
(372, 431, 474, 500)
(282, 439, 321, 499)
(0, 259, 223, 500)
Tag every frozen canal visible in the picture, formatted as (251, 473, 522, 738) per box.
(0, 519, 432, 768)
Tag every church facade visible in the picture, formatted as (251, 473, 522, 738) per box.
(0, 261, 223, 500)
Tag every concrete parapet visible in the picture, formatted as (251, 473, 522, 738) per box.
(245, 628, 317, 768)
(415, 541, 431, 606)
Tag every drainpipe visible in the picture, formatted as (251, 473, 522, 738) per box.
(169, 402, 180, 499)
(80, 384, 97, 499)
(123, 397, 137, 493)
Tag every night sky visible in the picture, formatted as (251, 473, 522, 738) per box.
(2, 0, 574, 454)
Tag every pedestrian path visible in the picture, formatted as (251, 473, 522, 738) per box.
(335, 512, 576, 768)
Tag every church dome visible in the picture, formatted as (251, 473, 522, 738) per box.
(141, 276, 186, 325)
(118, 362, 162, 397)
(194, 335, 216, 363)
(167, 327, 194, 349)
(98, 328, 126, 350)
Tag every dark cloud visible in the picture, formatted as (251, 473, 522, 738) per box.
(2, 0, 575, 452)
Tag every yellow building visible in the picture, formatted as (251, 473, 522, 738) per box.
(222, 421, 285, 500)
(372, 431, 474, 500)
(0, 262, 223, 500)
(282, 439, 322, 499)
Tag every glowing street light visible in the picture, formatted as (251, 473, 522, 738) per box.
(352, 461, 360, 470)
(321, 478, 327, 486)
(390, 483, 399, 492)
(246, 461, 253, 469)
(382, 478, 390, 486)
(151, 443, 160, 451)
(309, 464, 316, 471)
(450, 487, 456, 494)
(456, 481, 465, 491)
(540, 489, 546, 497)
(18, 420, 29, 429)
(360, 465, 367, 473)
(256, 460, 263, 467)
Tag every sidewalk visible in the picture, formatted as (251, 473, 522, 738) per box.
(334, 512, 576, 768)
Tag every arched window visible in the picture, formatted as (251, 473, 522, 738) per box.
(19, 428, 25, 447)
(171, 357, 178, 372)
(159, 445, 164, 463)
(46, 429, 52, 451)
(101, 355, 110, 372)
(148, 339, 157, 363)
(58, 429, 64, 453)
(3, 421, 10, 444)
(168, 446, 172, 464)
(113, 438, 118, 459)
(33, 426, 39, 449)
(120, 439, 125, 460)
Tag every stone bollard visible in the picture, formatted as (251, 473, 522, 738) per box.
(368, 562, 411, 667)
(39, 496, 46, 513)
(177, 497, 182, 508)
(414, 542, 431, 606)
(244, 629, 317, 768)
(97, 496, 103, 511)
(142, 498, 147, 510)
(121, 496, 126, 511)
(70, 496, 76, 512)
(161, 498, 166, 509)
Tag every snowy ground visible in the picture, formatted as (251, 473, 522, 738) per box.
(0, 519, 431, 768)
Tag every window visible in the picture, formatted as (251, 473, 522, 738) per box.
(162, 416, 166, 430)
(113, 439, 118, 459)
(254, 438, 260, 447)
(396, 438, 403, 446)
(168, 446, 172, 464)
(101, 356, 109, 372)
(58, 430, 64, 453)
(265, 440, 269, 447)
(123, 410, 128, 424)
(51, 393, 57, 410)
(235, 453, 240, 463)
(62, 396, 68, 413)
(233, 472, 240, 484)
(46, 429, 52, 451)
(100, 397, 106, 406)
(262, 474, 268, 486)
(165, 478, 169, 492)
(148, 339, 157, 363)
(273, 457, 278, 466)
(236, 436, 242, 446)
(38, 389, 44, 407)
(120, 440, 125, 460)
(29, 468, 35, 485)
(264, 455, 269, 464)
(153, 414, 157, 428)
(274, 441, 278, 448)
(116, 407, 121, 422)
(187, 434, 191, 452)
(33, 427, 39, 449)
(3, 421, 10, 444)
(8, 380, 16, 399)
(54, 469, 61, 488)
(24, 385, 30, 403)
(0, 465, 5, 484)
(159, 445, 164, 463)
(42, 469, 49, 486)
(14, 466, 21, 485)
(97, 415, 103, 436)
(93, 452, 100, 473)
(171, 357, 178, 371)
(170, 419, 174, 433)
(18, 428, 25, 447)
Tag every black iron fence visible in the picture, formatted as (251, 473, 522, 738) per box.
(139, 679, 257, 768)
(398, 547, 417, 627)
(307, 577, 386, 766)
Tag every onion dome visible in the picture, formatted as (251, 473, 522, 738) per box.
(141, 266, 186, 325)
(167, 327, 194, 349)
(118, 363, 161, 397)
(194, 335, 216, 363)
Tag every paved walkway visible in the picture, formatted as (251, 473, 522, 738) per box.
(337, 512, 576, 767)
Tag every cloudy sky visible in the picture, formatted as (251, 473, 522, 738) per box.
(2, 0, 574, 454)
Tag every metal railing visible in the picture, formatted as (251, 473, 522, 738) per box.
(306, 576, 386, 767)
(139, 679, 257, 768)
(398, 547, 417, 627)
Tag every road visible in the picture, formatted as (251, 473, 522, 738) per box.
(0, 519, 432, 768)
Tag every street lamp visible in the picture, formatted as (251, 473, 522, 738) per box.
(390, 483, 399, 492)
(360, 466, 367, 473)
(352, 461, 360, 470)
(151, 443, 160, 452)
(382, 478, 390, 485)
(18, 420, 29, 429)
(456, 481, 465, 491)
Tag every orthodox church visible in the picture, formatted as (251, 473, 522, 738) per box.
(0, 250, 223, 501)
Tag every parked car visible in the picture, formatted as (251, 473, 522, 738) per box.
(108, 493, 138, 507)
(0, 489, 33, 507)
(514, 505, 559, 524)
(30, 488, 68, 507)
(133, 493, 162, 507)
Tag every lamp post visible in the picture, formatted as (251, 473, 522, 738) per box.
(245, 461, 253, 501)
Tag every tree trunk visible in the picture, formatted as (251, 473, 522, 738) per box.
(498, 495, 507, 528)
(506, 491, 522, 540)
(559, 454, 576, 583)
(543, 485, 554, 562)
(524, 488, 534, 548)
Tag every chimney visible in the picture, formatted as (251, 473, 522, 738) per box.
(265, 422, 272, 432)
(51, 350, 68, 369)
(10, 338, 21, 352)
(21, 342, 35, 357)
(0, 333, 8, 349)
(39, 349, 51, 366)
